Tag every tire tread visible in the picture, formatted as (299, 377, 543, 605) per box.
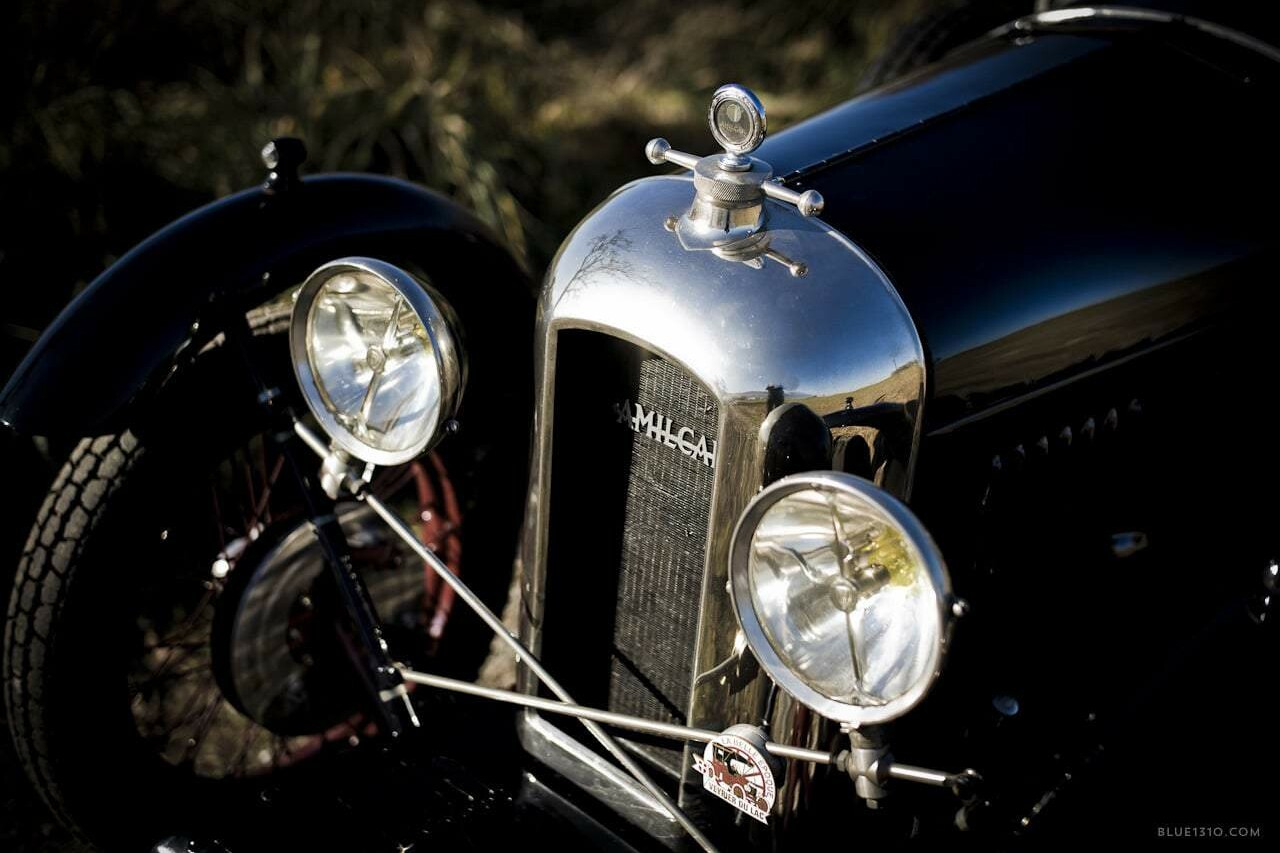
(3, 431, 144, 840)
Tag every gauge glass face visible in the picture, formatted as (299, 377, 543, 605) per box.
(714, 100, 754, 148)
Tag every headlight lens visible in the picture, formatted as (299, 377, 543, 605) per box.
(729, 471, 951, 725)
(289, 258, 464, 466)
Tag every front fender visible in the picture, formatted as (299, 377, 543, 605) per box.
(0, 172, 532, 437)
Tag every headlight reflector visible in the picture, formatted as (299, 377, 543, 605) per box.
(290, 258, 464, 466)
(729, 471, 951, 725)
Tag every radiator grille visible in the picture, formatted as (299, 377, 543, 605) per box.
(541, 331, 718, 775)
(609, 358, 718, 727)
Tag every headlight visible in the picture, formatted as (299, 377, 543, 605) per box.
(729, 471, 951, 725)
(289, 257, 464, 466)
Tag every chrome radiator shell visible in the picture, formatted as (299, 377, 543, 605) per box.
(517, 175, 926, 838)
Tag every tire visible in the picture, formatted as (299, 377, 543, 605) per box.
(3, 320, 517, 850)
(4, 432, 145, 842)
(859, 0, 1037, 91)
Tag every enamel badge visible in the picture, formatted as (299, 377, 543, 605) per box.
(691, 730, 777, 824)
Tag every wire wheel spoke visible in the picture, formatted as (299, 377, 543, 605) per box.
(125, 421, 455, 782)
(179, 691, 227, 765)
(130, 661, 212, 697)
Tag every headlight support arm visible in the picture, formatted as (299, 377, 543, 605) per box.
(291, 420, 983, 831)
(292, 421, 723, 853)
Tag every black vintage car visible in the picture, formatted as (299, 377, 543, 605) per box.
(2, 1, 1277, 850)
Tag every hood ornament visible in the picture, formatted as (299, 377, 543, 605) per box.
(646, 84, 823, 276)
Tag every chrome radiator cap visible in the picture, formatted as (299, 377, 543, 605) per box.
(646, 84, 824, 270)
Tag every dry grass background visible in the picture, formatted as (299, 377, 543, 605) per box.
(0, 0, 933, 366)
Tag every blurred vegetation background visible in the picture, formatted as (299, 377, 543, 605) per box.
(0, 0, 934, 377)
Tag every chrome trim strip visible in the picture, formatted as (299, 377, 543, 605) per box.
(516, 711, 686, 847)
(1010, 6, 1280, 64)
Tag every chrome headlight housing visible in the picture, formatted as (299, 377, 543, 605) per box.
(729, 471, 952, 726)
(289, 257, 465, 466)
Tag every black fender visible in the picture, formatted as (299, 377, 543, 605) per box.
(0, 171, 535, 695)
(0, 172, 533, 438)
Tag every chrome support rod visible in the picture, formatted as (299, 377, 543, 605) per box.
(398, 667, 835, 765)
(291, 421, 720, 853)
(400, 666, 968, 788)
(885, 763, 951, 787)
(761, 180, 825, 217)
(293, 419, 331, 458)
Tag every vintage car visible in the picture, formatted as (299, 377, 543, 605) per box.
(2, 2, 1277, 851)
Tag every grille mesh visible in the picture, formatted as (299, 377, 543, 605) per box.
(608, 357, 718, 742)
(540, 332, 718, 777)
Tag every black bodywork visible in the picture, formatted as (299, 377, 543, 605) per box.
(3, 3, 1278, 850)
(761, 10, 1279, 841)
(766, 18, 1277, 429)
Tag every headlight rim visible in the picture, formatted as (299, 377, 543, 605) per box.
(728, 470, 952, 726)
(289, 256, 465, 467)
